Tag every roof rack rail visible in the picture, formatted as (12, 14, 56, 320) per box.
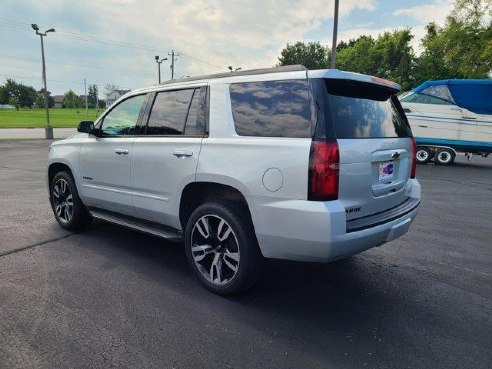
(159, 65, 308, 85)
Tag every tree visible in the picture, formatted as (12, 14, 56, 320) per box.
(1, 79, 36, 108)
(278, 41, 329, 69)
(336, 30, 416, 90)
(35, 93, 45, 109)
(0, 86, 8, 104)
(63, 89, 79, 109)
(88, 84, 98, 108)
(104, 83, 119, 98)
(38, 88, 55, 108)
(414, 0, 492, 84)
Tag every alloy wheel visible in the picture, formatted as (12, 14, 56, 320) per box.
(191, 214, 240, 285)
(52, 179, 73, 224)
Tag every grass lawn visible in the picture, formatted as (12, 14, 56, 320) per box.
(0, 108, 104, 128)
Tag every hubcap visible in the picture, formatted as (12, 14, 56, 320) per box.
(438, 152, 451, 163)
(191, 215, 240, 285)
(417, 150, 429, 161)
(52, 179, 73, 224)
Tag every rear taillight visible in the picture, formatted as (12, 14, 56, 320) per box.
(308, 140, 339, 201)
(410, 138, 417, 179)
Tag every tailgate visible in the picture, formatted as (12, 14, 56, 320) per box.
(314, 77, 414, 220)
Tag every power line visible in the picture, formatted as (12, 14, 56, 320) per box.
(0, 53, 151, 74)
(0, 17, 225, 71)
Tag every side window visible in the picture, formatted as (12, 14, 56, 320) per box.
(101, 94, 146, 136)
(146, 89, 194, 135)
(184, 87, 207, 136)
(229, 80, 312, 138)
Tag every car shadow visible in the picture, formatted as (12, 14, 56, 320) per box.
(78, 221, 414, 366)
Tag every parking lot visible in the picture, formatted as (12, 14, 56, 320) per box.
(0, 140, 491, 369)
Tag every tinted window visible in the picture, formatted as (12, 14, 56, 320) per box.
(184, 87, 207, 136)
(322, 79, 411, 139)
(147, 89, 194, 135)
(229, 80, 312, 138)
(101, 94, 146, 136)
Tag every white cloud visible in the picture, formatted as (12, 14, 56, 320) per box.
(393, 0, 452, 25)
(0, 0, 382, 93)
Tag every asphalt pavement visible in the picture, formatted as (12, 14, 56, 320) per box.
(0, 140, 491, 369)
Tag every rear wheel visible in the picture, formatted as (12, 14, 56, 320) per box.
(416, 146, 432, 164)
(184, 200, 264, 296)
(434, 148, 455, 165)
(50, 171, 92, 230)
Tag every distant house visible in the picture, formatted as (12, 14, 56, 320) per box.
(53, 95, 64, 108)
(105, 89, 131, 107)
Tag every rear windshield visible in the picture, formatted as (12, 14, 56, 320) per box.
(313, 79, 412, 139)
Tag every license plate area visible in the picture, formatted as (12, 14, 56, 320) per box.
(378, 161, 394, 181)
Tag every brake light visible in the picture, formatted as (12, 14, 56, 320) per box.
(308, 140, 339, 201)
(410, 138, 417, 179)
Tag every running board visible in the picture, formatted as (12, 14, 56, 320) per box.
(89, 208, 183, 242)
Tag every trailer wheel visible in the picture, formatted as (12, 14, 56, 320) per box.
(416, 146, 432, 164)
(435, 148, 455, 165)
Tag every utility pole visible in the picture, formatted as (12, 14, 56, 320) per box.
(84, 78, 88, 117)
(331, 0, 340, 69)
(168, 50, 180, 80)
(32, 24, 55, 140)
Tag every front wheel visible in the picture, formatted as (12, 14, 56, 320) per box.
(184, 200, 264, 296)
(50, 171, 92, 230)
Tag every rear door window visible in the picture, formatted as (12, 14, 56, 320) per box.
(146, 89, 194, 135)
(145, 88, 206, 136)
(320, 79, 412, 139)
(229, 80, 312, 138)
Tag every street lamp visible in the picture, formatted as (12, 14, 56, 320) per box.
(228, 66, 242, 72)
(32, 23, 55, 140)
(155, 55, 168, 84)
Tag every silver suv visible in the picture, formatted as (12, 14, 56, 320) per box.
(47, 66, 421, 295)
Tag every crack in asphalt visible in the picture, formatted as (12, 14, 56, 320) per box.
(0, 233, 78, 258)
(0, 164, 44, 173)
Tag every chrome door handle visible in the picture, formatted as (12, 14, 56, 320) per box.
(114, 149, 129, 155)
(173, 150, 193, 158)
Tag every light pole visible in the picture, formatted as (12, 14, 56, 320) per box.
(32, 24, 55, 140)
(155, 55, 168, 84)
(228, 66, 242, 72)
(330, 0, 339, 69)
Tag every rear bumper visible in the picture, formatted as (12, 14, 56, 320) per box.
(251, 179, 421, 262)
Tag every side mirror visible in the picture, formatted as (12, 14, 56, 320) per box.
(77, 121, 95, 134)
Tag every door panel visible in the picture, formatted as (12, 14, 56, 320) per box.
(131, 137, 203, 228)
(79, 93, 147, 215)
(130, 86, 207, 229)
(80, 137, 135, 214)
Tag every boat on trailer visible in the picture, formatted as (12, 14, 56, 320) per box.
(399, 79, 492, 165)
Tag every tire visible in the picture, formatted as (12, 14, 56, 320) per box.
(50, 171, 92, 230)
(184, 200, 264, 296)
(416, 146, 432, 164)
(434, 148, 455, 165)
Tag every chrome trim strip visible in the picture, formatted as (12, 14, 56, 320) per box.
(83, 184, 169, 202)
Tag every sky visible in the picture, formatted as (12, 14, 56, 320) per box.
(0, 0, 454, 96)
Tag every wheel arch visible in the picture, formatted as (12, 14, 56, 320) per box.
(179, 181, 254, 231)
